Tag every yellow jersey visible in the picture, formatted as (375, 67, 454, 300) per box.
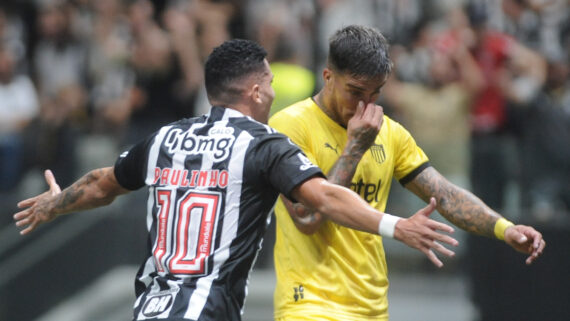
(269, 98, 429, 320)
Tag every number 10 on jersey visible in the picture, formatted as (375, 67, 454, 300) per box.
(154, 188, 221, 275)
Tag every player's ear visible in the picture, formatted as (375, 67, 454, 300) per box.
(251, 83, 262, 104)
(323, 68, 333, 85)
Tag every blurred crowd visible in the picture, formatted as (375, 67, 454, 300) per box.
(0, 0, 569, 223)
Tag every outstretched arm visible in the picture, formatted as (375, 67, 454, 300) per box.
(292, 177, 459, 267)
(404, 166, 546, 265)
(14, 167, 130, 235)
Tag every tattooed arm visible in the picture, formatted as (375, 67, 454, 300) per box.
(405, 166, 500, 236)
(284, 101, 384, 234)
(14, 167, 130, 235)
(405, 166, 546, 264)
(282, 142, 367, 233)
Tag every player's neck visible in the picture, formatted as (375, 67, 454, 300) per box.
(313, 92, 344, 127)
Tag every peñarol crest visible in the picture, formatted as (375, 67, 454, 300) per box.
(370, 144, 386, 164)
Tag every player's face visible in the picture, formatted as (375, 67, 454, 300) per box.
(324, 69, 387, 127)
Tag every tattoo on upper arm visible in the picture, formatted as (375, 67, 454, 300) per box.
(408, 167, 497, 237)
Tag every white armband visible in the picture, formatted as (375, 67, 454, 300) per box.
(378, 214, 401, 238)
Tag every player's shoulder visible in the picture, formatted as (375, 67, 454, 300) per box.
(167, 114, 208, 129)
(382, 114, 404, 131)
(230, 115, 278, 138)
(381, 114, 414, 140)
(269, 98, 317, 125)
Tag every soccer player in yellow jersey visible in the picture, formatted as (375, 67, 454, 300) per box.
(269, 25, 546, 320)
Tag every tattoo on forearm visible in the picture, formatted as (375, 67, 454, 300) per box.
(293, 136, 367, 216)
(411, 168, 498, 237)
(347, 127, 377, 155)
(54, 170, 102, 213)
(55, 187, 85, 212)
(328, 134, 372, 187)
(327, 154, 360, 187)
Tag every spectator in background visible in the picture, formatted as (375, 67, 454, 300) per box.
(464, 2, 546, 210)
(86, 0, 135, 140)
(126, 0, 184, 143)
(516, 56, 570, 221)
(381, 6, 476, 217)
(314, 0, 436, 87)
(172, 0, 243, 116)
(499, 0, 570, 220)
(161, 0, 215, 117)
(383, 18, 485, 190)
(459, 4, 547, 320)
(247, 0, 316, 115)
(388, 18, 432, 84)
(186, 0, 235, 60)
(501, 0, 569, 61)
(0, 5, 27, 73)
(0, 44, 39, 191)
(314, 0, 377, 86)
(374, 0, 435, 45)
(125, 0, 236, 143)
(31, 0, 89, 187)
(268, 36, 315, 116)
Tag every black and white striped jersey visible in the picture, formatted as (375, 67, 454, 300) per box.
(114, 106, 323, 321)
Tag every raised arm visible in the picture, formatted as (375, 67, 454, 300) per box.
(283, 101, 383, 233)
(14, 167, 130, 235)
(292, 176, 459, 267)
(404, 166, 546, 264)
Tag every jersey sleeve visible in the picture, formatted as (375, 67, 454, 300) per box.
(252, 132, 324, 201)
(391, 121, 430, 185)
(114, 136, 153, 190)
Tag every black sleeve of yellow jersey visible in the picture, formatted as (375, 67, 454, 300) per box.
(398, 161, 431, 186)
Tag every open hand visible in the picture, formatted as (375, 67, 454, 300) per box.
(394, 197, 459, 267)
(13, 170, 61, 235)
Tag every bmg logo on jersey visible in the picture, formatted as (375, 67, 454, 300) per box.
(165, 127, 235, 162)
(140, 292, 175, 318)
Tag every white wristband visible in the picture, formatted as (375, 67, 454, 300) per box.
(378, 214, 401, 238)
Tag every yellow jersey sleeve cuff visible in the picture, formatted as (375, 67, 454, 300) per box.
(494, 218, 514, 241)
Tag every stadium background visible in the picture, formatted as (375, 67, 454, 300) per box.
(0, 0, 568, 320)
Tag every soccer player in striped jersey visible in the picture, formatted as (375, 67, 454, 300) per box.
(269, 25, 546, 320)
(13, 39, 459, 321)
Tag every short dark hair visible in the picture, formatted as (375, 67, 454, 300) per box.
(205, 39, 268, 100)
(328, 25, 392, 78)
